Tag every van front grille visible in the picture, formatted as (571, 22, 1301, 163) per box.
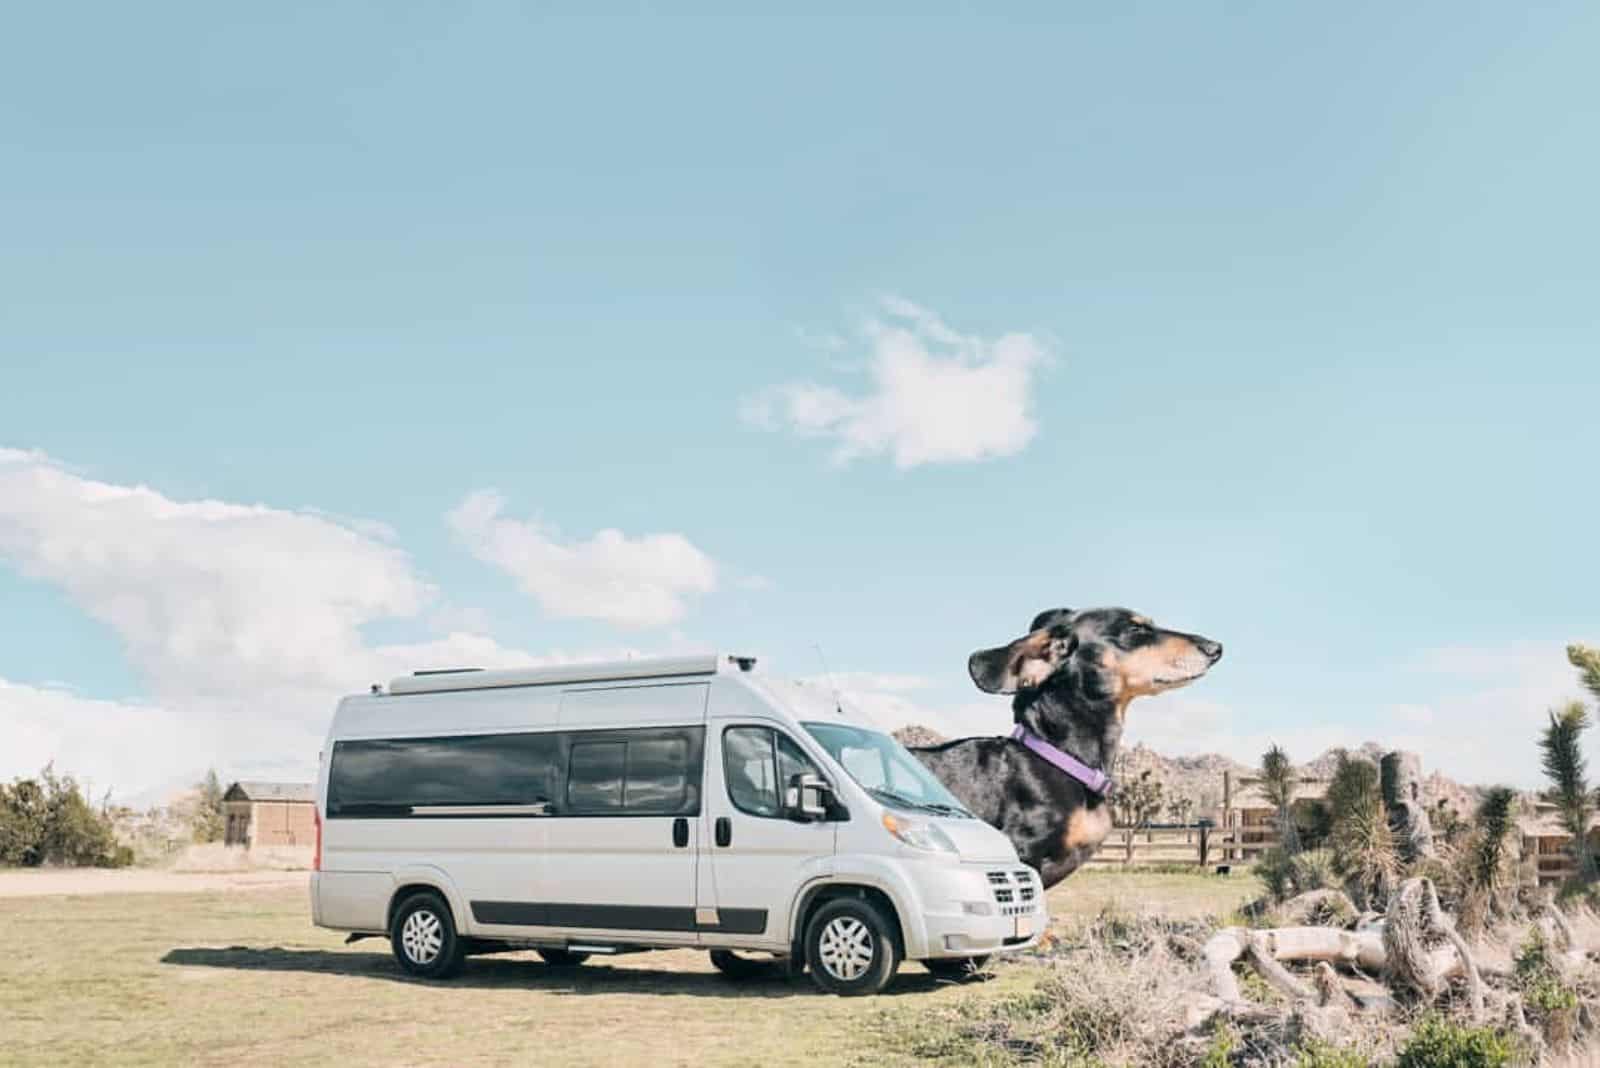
(987, 868, 1038, 915)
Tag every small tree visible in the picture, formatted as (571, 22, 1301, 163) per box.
(0, 765, 129, 868)
(0, 778, 49, 866)
(1540, 701, 1594, 880)
(193, 769, 225, 844)
(1109, 759, 1166, 865)
(1169, 795, 1196, 836)
(1259, 744, 1301, 855)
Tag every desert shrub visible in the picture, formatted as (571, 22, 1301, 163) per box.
(886, 911, 1209, 1067)
(1256, 847, 1337, 904)
(1257, 846, 1295, 902)
(1289, 849, 1336, 895)
(0, 766, 132, 868)
(1512, 930, 1580, 1049)
(1394, 1014, 1518, 1068)
(1196, 1024, 1235, 1068)
(1292, 1039, 1368, 1068)
(1299, 800, 1333, 851)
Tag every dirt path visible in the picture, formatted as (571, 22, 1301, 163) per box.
(0, 868, 307, 898)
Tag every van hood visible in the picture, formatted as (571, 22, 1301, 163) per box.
(937, 816, 1022, 864)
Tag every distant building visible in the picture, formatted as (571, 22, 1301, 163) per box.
(1218, 771, 1331, 859)
(222, 781, 316, 848)
(1517, 800, 1600, 887)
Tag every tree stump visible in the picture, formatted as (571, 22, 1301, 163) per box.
(1381, 750, 1436, 862)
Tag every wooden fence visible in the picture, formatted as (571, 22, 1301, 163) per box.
(1087, 824, 1283, 869)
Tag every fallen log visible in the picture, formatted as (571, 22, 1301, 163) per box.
(1188, 878, 1484, 1032)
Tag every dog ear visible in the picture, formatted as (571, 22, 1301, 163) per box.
(1028, 607, 1074, 632)
(968, 627, 1077, 694)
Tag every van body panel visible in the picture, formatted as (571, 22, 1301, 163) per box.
(315, 870, 392, 931)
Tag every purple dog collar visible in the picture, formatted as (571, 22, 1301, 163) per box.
(1010, 724, 1114, 796)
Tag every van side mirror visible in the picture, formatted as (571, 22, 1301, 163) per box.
(787, 773, 832, 821)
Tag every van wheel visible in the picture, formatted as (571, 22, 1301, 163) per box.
(804, 898, 900, 996)
(537, 948, 590, 968)
(924, 955, 991, 981)
(709, 949, 776, 980)
(390, 892, 465, 979)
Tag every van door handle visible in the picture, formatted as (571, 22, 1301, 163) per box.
(672, 817, 689, 848)
(715, 817, 731, 848)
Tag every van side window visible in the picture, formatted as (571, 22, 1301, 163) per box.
(626, 736, 691, 814)
(723, 727, 779, 816)
(328, 726, 703, 818)
(565, 728, 705, 816)
(328, 732, 561, 817)
(567, 741, 626, 812)
(722, 727, 822, 819)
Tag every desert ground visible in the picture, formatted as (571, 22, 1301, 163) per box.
(0, 868, 1262, 1067)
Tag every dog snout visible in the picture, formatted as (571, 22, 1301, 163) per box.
(1197, 639, 1223, 663)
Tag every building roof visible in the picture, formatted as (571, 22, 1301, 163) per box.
(1516, 800, 1600, 839)
(224, 781, 315, 803)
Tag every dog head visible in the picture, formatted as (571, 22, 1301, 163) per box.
(967, 607, 1223, 710)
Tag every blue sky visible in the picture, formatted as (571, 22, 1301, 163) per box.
(2, 4, 1597, 797)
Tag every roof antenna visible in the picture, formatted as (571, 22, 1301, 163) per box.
(814, 642, 845, 716)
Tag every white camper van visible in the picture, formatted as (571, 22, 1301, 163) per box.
(311, 654, 1044, 995)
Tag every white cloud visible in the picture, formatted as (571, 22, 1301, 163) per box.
(743, 297, 1052, 468)
(0, 451, 429, 698)
(0, 452, 569, 799)
(446, 489, 718, 628)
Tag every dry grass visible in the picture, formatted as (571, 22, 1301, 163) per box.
(0, 867, 1267, 1067)
(1044, 868, 1266, 920)
(0, 885, 1039, 1067)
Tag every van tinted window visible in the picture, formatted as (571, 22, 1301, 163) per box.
(625, 736, 691, 813)
(328, 726, 704, 818)
(565, 730, 701, 815)
(567, 740, 625, 812)
(328, 732, 561, 817)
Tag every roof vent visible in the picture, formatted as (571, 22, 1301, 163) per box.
(730, 656, 757, 672)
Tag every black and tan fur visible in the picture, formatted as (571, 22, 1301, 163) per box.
(913, 607, 1222, 890)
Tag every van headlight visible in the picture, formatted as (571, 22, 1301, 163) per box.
(881, 811, 958, 855)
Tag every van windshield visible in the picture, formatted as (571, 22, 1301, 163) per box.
(801, 722, 972, 818)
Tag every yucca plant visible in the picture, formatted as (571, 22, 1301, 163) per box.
(1260, 744, 1301, 856)
(1470, 786, 1519, 894)
(1453, 786, 1520, 932)
(1569, 644, 1600, 703)
(1324, 751, 1397, 909)
(1540, 701, 1595, 880)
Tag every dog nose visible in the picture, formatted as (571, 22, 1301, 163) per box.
(1199, 640, 1223, 663)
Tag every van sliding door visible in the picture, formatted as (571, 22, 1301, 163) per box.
(477, 683, 709, 945)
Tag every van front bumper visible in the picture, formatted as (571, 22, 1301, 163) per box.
(900, 861, 1047, 960)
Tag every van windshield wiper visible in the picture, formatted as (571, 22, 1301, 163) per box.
(917, 801, 974, 819)
(866, 787, 965, 817)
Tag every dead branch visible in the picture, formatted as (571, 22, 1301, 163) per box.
(1383, 877, 1480, 1018)
(1246, 936, 1316, 1001)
